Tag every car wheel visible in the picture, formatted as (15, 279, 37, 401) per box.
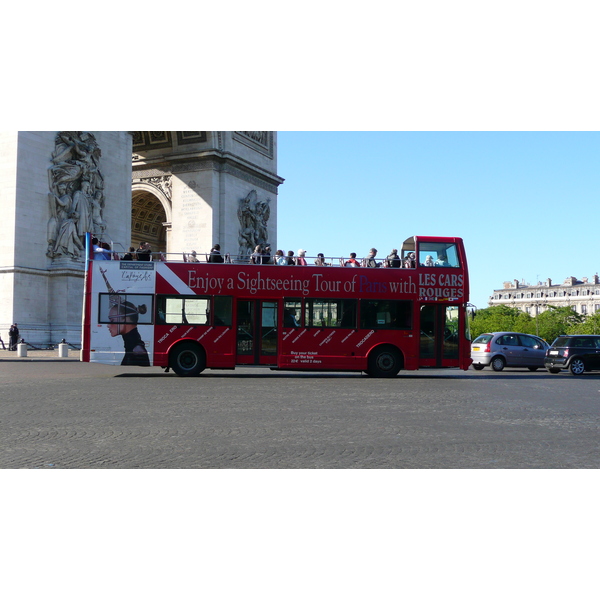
(527, 367, 538, 371)
(367, 346, 402, 378)
(491, 356, 506, 372)
(472, 364, 485, 371)
(170, 343, 206, 376)
(569, 358, 585, 376)
(547, 368, 561, 374)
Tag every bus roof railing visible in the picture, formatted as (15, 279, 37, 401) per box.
(95, 251, 426, 268)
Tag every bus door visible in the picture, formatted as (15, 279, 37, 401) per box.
(418, 304, 460, 367)
(236, 300, 278, 365)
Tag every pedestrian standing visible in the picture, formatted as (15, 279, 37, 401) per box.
(9, 323, 19, 351)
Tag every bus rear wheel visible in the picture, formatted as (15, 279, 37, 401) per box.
(367, 346, 402, 378)
(170, 343, 206, 376)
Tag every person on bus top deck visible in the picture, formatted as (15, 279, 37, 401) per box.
(137, 242, 152, 261)
(107, 298, 150, 367)
(250, 245, 262, 264)
(435, 253, 450, 267)
(364, 248, 379, 268)
(123, 247, 136, 261)
(92, 237, 110, 260)
(405, 252, 416, 268)
(296, 249, 308, 266)
(188, 250, 200, 263)
(314, 253, 329, 266)
(274, 250, 287, 265)
(344, 252, 361, 267)
(387, 249, 401, 268)
(286, 250, 295, 265)
(208, 244, 224, 263)
(424, 255, 434, 267)
(261, 245, 272, 264)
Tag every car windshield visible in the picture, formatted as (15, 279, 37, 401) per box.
(552, 336, 572, 347)
(473, 334, 492, 344)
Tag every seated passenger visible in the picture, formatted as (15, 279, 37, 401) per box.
(283, 308, 299, 327)
(296, 249, 308, 266)
(188, 250, 200, 263)
(274, 250, 287, 265)
(137, 242, 152, 261)
(250, 245, 262, 264)
(363, 248, 380, 268)
(386, 249, 401, 268)
(262, 245, 272, 264)
(404, 252, 416, 268)
(435, 254, 450, 267)
(286, 250, 295, 265)
(92, 237, 110, 260)
(314, 253, 329, 266)
(344, 252, 361, 267)
(424, 255, 434, 267)
(123, 247, 136, 261)
(208, 244, 224, 263)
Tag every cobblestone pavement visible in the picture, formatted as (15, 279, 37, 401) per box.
(1, 355, 599, 468)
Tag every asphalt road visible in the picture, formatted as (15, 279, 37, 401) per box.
(1, 356, 599, 468)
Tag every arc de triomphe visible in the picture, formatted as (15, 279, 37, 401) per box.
(0, 131, 283, 345)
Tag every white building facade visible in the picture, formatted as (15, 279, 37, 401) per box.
(489, 275, 600, 316)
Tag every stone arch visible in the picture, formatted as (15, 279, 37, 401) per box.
(131, 182, 171, 254)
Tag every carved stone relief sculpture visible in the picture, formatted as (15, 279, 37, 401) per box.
(237, 189, 271, 257)
(47, 131, 105, 259)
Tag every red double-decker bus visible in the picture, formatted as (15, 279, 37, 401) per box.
(81, 235, 471, 377)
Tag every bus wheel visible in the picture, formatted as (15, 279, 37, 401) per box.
(367, 346, 402, 378)
(170, 343, 206, 376)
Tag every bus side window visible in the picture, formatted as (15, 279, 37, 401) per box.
(284, 299, 303, 328)
(213, 296, 232, 326)
(306, 299, 357, 328)
(161, 296, 210, 325)
(155, 296, 166, 325)
(360, 300, 412, 329)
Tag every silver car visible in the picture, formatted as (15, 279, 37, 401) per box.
(471, 332, 550, 371)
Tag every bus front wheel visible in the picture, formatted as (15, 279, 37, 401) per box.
(170, 343, 206, 376)
(367, 346, 402, 378)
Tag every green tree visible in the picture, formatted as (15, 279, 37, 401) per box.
(536, 306, 583, 343)
(566, 311, 600, 334)
(469, 305, 534, 339)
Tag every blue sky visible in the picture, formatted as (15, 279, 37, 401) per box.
(276, 132, 600, 310)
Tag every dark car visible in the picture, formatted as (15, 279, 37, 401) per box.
(471, 332, 550, 371)
(544, 335, 600, 375)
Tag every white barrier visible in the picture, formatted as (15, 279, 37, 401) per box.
(58, 343, 69, 358)
(17, 343, 27, 357)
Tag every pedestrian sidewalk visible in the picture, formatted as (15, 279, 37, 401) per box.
(0, 348, 80, 361)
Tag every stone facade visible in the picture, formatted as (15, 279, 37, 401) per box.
(0, 131, 283, 346)
(0, 131, 132, 346)
(489, 275, 600, 316)
(131, 132, 283, 261)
